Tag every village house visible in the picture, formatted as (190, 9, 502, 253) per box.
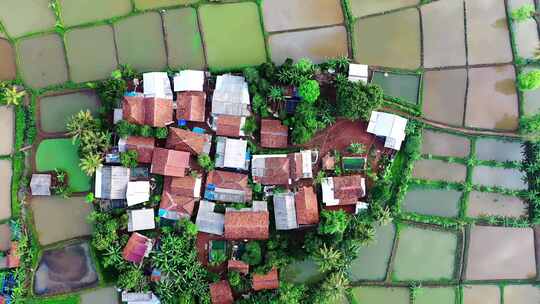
(122, 96, 174, 128)
(30, 174, 51, 196)
(211, 74, 250, 117)
(95, 166, 130, 200)
(143, 72, 173, 100)
(348, 63, 369, 83)
(150, 148, 190, 177)
(289, 150, 314, 181)
(165, 127, 212, 155)
(367, 111, 408, 150)
(273, 186, 319, 230)
(174, 70, 205, 92)
(119, 136, 155, 163)
(273, 192, 297, 230)
(251, 154, 290, 185)
(159, 175, 201, 220)
(126, 181, 151, 207)
(127, 209, 156, 232)
(215, 137, 249, 171)
(122, 232, 153, 264)
(260, 119, 288, 148)
(295, 186, 319, 225)
(205, 170, 252, 203)
(209, 280, 234, 304)
(173, 70, 206, 123)
(252, 268, 279, 291)
(212, 115, 245, 138)
(196, 201, 225, 236)
(321, 175, 366, 206)
(224, 201, 269, 240)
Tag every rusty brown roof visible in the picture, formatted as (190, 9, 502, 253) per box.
(227, 259, 249, 274)
(151, 148, 190, 177)
(295, 186, 319, 225)
(176, 91, 206, 122)
(206, 170, 252, 200)
(224, 211, 269, 240)
(256, 156, 290, 185)
(215, 115, 243, 137)
(126, 136, 155, 163)
(165, 127, 211, 155)
(209, 280, 234, 304)
(122, 232, 152, 264)
(122, 96, 145, 125)
(159, 192, 196, 218)
(122, 96, 173, 127)
(333, 175, 365, 205)
(260, 119, 288, 148)
(164, 176, 199, 198)
(252, 268, 279, 291)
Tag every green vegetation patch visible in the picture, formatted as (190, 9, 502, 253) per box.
(163, 8, 206, 70)
(352, 286, 409, 304)
(39, 91, 101, 133)
(133, 0, 198, 10)
(25, 294, 80, 304)
(415, 287, 456, 304)
(371, 71, 420, 105)
(282, 258, 324, 284)
(522, 66, 540, 115)
(65, 25, 118, 83)
(392, 226, 457, 281)
(0, 0, 56, 37)
(199, 2, 267, 70)
(59, 0, 132, 27)
(35, 138, 91, 192)
(349, 224, 395, 281)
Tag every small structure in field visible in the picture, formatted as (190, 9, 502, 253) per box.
(173, 70, 205, 92)
(209, 280, 234, 304)
(127, 209, 156, 232)
(252, 268, 279, 291)
(150, 148, 190, 177)
(205, 170, 252, 203)
(348, 63, 369, 83)
(165, 127, 212, 155)
(30, 174, 52, 196)
(260, 119, 288, 148)
(196, 201, 225, 236)
(122, 96, 174, 128)
(126, 181, 151, 207)
(224, 201, 269, 240)
(95, 166, 130, 200)
(119, 136, 155, 163)
(322, 175, 366, 206)
(367, 111, 408, 150)
(212, 115, 246, 137)
(215, 137, 249, 171)
(143, 72, 173, 100)
(211, 74, 250, 117)
(122, 232, 153, 264)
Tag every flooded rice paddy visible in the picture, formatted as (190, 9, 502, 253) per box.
(133, 0, 198, 10)
(503, 284, 540, 303)
(60, 0, 132, 27)
(467, 191, 527, 218)
(351, 286, 409, 304)
(262, 0, 343, 32)
(402, 188, 461, 218)
(472, 166, 527, 190)
(349, 224, 395, 281)
(422, 69, 467, 126)
(0, 159, 11, 221)
(0, 106, 14, 155)
(475, 138, 523, 162)
(0, 39, 16, 81)
(371, 71, 420, 105)
(268, 26, 348, 65)
(412, 159, 467, 183)
(416, 287, 456, 304)
(465, 226, 536, 280)
(421, 129, 470, 158)
(349, 0, 417, 18)
(0, 0, 56, 37)
(163, 8, 206, 70)
(463, 285, 500, 304)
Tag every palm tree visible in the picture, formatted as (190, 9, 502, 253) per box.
(80, 153, 103, 176)
(67, 110, 96, 142)
(321, 272, 350, 299)
(2, 86, 25, 106)
(312, 243, 344, 272)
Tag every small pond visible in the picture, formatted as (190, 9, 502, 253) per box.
(467, 191, 527, 218)
(282, 258, 324, 284)
(421, 129, 470, 158)
(163, 8, 206, 70)
(349, 223, 395, 281)
(81, 287, 119, 304)
(39, 90, 101, 133)
(371, 71, 420, 105)
(401, 188, 461, 218)
(412, 159, 467, 183)
(262, 0, 343, 32)
(472, 166, 527, 190)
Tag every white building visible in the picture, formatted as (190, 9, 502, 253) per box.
(121, 292, 161, 304)
(95, 166, 130, 200)
(348, 63, 369, 83)
(143, 72, 173, 99)
(211, 74, 250, 117)
(127, 209, 156, 232)
(195, 201, 225, 236)
(215, 137, 249, 170)
(273, 192, 298, 230)
(173, 70, 205, 92)
(126, 181, 151, 207)
(367, 111, 408, 150)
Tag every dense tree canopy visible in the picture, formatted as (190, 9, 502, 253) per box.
(336, 76, 384, 121)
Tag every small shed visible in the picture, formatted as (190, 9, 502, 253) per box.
(209, 280, 234, 304)
(348, 63, 369, 83)
(30, 174, 52, 196)
(252, 268, 279, 291)
(128, 209, 156, 232)
(173, 70, 205, 92)
(143, 72, 173, 100)
(126, 181, 151, 207)
(367, 111, 408, 150)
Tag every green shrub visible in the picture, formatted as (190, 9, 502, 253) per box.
(336, 75, 384, 121)
(154, 127, 168, 139)
(298, 80, 320, 103)
(241, 241, 262, 266)
(120, 150, 139, 168)
(511, 4, 536, 22)
(197, 154, 214, 172)
(517, 70, 540, 91)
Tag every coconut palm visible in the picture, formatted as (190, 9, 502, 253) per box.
(80, 153, 103, 176)
(320, 272, 350, 302)
(2, 86, 25, 106)
(67, 110, 97, 142)
(312, 243, 344, 272)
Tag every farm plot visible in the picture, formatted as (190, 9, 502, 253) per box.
(35, 138, 91, 192)
(199, 3, 266, 70)
(421, 0, 466, 67)
(463, 285, 500, 304)
(503, 285, 540, 304)
(65, 26, 118, 83)
(475, 138, 523, 162)
(521, 66, 540, 115)
(466, 0, 513, 65)
(60, 0, 132, 27)
(0, 106, 14, 155)
(349, 224, 395, 281)
(39, 90, 101, 134)
(351, 286, 409, 304)
(268, 26, 348, 65)
(472, 166, 527, 190)
(465, 225, 536, 280)
(133, 0, 198, 10)
(0, 39, 16, 81)
(421, 129, 470, 158)
(401, 187, 461, 218)
(0, 0, 56, 37)
(353, 8, 421, 69)
(114, 13, 167, 72)
(262, 0, 343, 32)
(17, 34, 69, 88)
(509, 0, 539, 59)
(466, 191, 527, 218)
(81, 287, 119, 304)
(163, 8, 205, 70)
(412, 159, 467, 183)
(416, 287, 456, 304)
(30, 196, 93, 246)
(282, 258, 323, 284)
(0, 159, 11, 221)
(422, 69, 467, 126)
(465, 65, 519, 131)
(371, 71, 420, 105)
(392, 226, 458, 281)
(348, 0, 418, 18)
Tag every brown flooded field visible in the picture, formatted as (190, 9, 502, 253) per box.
(0, 0, 56, 37)
(475, 138, 523, 162)
(465, 66, 518, 131)
(354, 8, 421, 69)
(0, 224, 11, 251)
(503, 285, 540, 304)
(402, 188, 461, 218)
(472, 166, 527, 190)
(269, 26, 348, 65)
(262, 0, 343, 32)
(422, 69, 467, 126)
(421, 130, 470, 158)
(0, 39, 16, 81)
(465, 226, 536, 280)
(0, 106, 14, 155)
(463, 285, 500, 304)
(467, 191, 527, 218)
(421, 0, 466, 68)
(349, 0, 417, 18)
(0, 159, 11, 221)
(412, 159, 467, 183)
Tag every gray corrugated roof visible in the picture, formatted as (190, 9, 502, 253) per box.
(273, 193, 298, 230)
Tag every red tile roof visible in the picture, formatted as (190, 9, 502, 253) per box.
(176, 91, 206, 122)
(215, 115, 243, 137)
(210, 280, 234, 304)
(165, 127, 211, 155)
(289, 152, 303, 181)
(295, 186, 319, 225)
(126, 136, 155, 163)
(123, 96, 145, 125)
(228, 259, 249, 274)
(255, 156, 290, 185)
(224, 211, 269, 240)
(159, 192, 197, 218)
(252, 268, 279, 291)
(164, 176, 200, 198)
(7, 242, 20, 268)
(333, 175, 365, 205)
(122, 96, 173, 127)
(123, 233, 152, 264)
(260, 119, 288, 148)
(151, 148, 190, 177)
(206, 170, 252, 201)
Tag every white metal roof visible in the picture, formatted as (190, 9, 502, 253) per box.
(143, 72, 173, 100)
(321, 177, 338, 206)
(195, 201, 225, 236)
(126, 181, 151, 207)
(128, 209, 155, 232)
(174, 70, 205, 92)
(366, 111, 408, 151)
(211, 75, 250, 116)
(273, 192, 298, 230)
(348, 63, 369, 83)
(95, 166, 130, 200)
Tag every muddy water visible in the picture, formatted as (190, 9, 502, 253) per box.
(0, 224, 11, 251)
(0, 0, 56, 37)
(262, 0, 343, 32)
(416, 287, 456, 304)
(163, 8, 206, 70)
(421, 130, 470, 158)
(199, 3, 267, 70)
(352, 286, 409, 304)
(402, 188, 461, 217)
(463, 285, 500, 304)
(465, 65, 518, 131)
(349, 0, 417, 18)
(371, 71, 419, 105)
(81, 287, 119, 304)
(0, 39, 16, 81)
(467, 191, 527, 218)
(412, 159, 467, 183)
(503, 285, 540, 303)
(349, 224, 395, 281)
(31, 196, 92, 246)
(475, 138, 523, 162)
(522, 66, 540, 115)
(65, 26, 118, 83)
(114, 13, 167, 72)
(0, 106, 14, 155)
(282, 258, 324, 284)
(134, 0, 198, 10)
(421, 0, 466, 68)
(354, 9, 421, 69)
(393, 226, 457, 281)
(269, 26, 348, 65)
(472, 166, 527, 190)
(422, 69, 467, 126)
(514, 19, 539, 59)
(39, 91, 101, 133)
(0, 160, 12, 221)
(466, 226, 536, 280)
(60, 0, 132, 26)
(18, 34, 69, 88)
